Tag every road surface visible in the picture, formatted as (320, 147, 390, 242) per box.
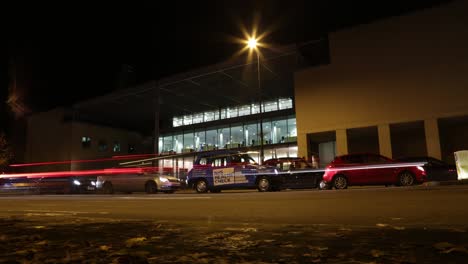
(1, 185, 468, 263)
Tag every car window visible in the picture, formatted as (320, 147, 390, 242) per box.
(283, 161, 293, 170)
(343, 155, 364, 164)
(199, 158, 207, 165)
(366, 155, 389, 163)
(428, 157, 445, 167)
(230, 155, 242, 164)
(212, 157, 226, 167)
(294, 160, 312, 169)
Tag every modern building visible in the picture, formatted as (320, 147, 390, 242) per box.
(295, 0, 468, 166)
(22, 0, 468, 176)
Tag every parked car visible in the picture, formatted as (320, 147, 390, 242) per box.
(320, 153, 426, 189)
(186, 150, 282, 193)
(264, 157, 323, 189)
(396, 156, 457, 181)
(0, 175, 97, 194)
(96, 170, 180, 194)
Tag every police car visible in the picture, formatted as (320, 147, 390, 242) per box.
(186, 150, 282, 193)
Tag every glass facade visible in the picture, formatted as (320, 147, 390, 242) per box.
(156, 145, 298, 179)
(159, 116, 297, 154)
(172, 97, 293, 128)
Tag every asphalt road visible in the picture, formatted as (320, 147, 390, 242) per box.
(1, 185, 468, 228)
(2, 185, 468, 263)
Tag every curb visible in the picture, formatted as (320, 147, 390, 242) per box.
(422, 179, 468, 186)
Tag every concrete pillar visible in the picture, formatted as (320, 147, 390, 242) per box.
(297, 132, 308, 160)
(378, 124, 392, 158)
(336, 129, 348, 156)
(424, 118, 442, 160)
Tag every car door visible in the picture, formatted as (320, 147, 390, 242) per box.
(211, 157, 236, 189)
(290, 160, 318, 188)
(364, 154, 395, 184)
(340, 154, 367, 185)
(427, 158, 457, 181)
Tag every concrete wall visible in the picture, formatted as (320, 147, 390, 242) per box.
(26, 108, 146, 169)
(295, 0, 468, 158)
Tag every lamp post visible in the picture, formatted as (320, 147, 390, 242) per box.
(247, 38, 265, 164)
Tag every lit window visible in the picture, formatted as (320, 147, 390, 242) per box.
(193, 113, 203, 124)
(228, 107, 238, 118)
(183, 115, 193, 126)
(279, 98, 293, 110)
(220, 108, 227, 119)
(81, 137, 91, 148)
(173, 117, 183, 127)
(263, 100, 278, 112)
(238, 105, 251, 116)
(251, 103, 260, 114)
(204, 111, 216, 122)
(113, 141, 121, 152)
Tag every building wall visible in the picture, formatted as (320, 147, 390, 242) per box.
(295, 0, 468, 159)
(26, 108, 72, 164)
(25, 108, 146, 170)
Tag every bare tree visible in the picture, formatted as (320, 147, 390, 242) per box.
(0, 132, 13, 171)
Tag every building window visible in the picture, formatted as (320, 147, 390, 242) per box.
(183, 132, 194, 152)
(183, 115, 193, 126)
(113, 141, 121, 152)
(193, 113, 203, 124)
(227, 107, 238, 118)
(238, 105, 251, 117)
(81, 136, 91, 148)
(230, 124, 244, 148)
(173, 117, 183, 127)
(251, 103, 260, 114)
(220, 108, 227, 119)
(171, 97, 293, 128)
(128, 144, 135, 153)
(272, 119, 288, 144)
(279, 98, 293, 110)
(263, 100, 278, 112)
(204, 111, 216, 122)
(206, 129, 217, 150)
(162, 135, 173, 153)
(98, 140, 108, 152)
(287, 117, 297, 142)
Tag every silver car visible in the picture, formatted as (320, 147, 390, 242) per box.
(96, 173, 181, 194)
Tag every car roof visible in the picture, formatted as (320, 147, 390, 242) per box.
(264, 157, 305, 162)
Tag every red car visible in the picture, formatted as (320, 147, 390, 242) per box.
(320, 153, 426, 189)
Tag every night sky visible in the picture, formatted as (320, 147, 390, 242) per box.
(3, 0, 451, 130)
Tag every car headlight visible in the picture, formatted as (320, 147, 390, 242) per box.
(90, 181, 96, 186)
(417, 166, 425, 172)
(159, 177, 169, 183)
(73, 180, 81, 186)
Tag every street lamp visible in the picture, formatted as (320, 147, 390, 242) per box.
(246, 37, 265, 164)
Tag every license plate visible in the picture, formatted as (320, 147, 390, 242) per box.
(87, 186, 96, 190)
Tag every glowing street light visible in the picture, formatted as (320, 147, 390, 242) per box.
(245, 36, 265, 164)
(247, 38, 258, 49)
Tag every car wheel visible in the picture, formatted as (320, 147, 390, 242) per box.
(145, 181, 158, 194)
(257, 177, 270, 192)
(318, 181, 330, 190)
(398, 171, 415, 186)
(333, 175, 348, 190)
(195, 180, 208, 193)
(102, 182, 114, 194)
